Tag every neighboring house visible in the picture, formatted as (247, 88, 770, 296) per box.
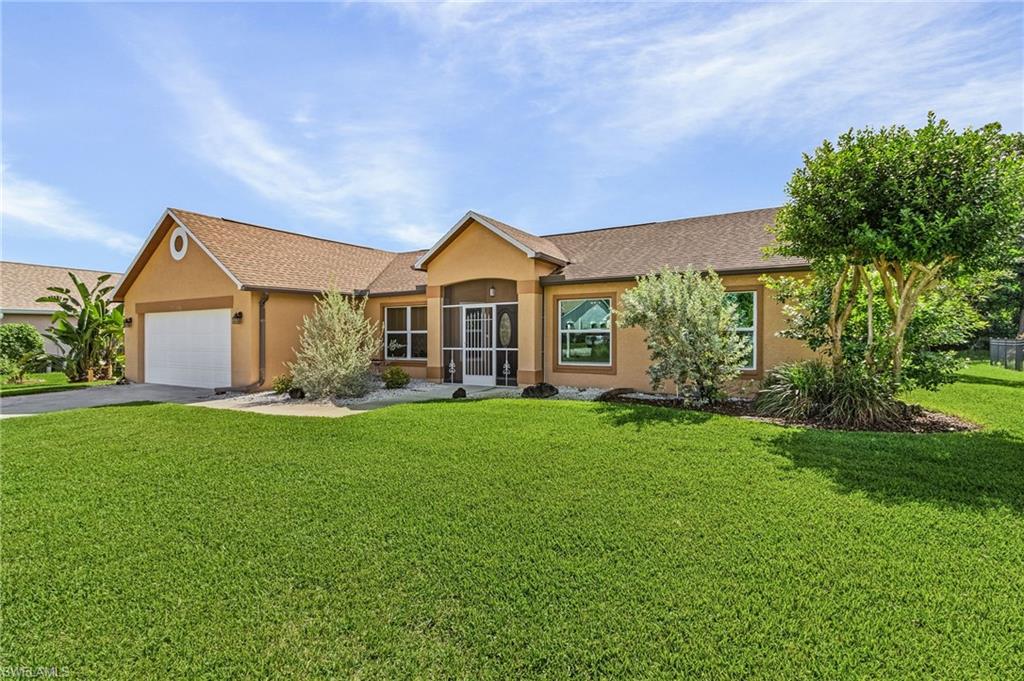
(0, 261, 122, 356)
(111, 207, 814, 391)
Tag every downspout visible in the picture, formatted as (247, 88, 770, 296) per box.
(539, 287, 545, 385)
(216, 291, 269, 393)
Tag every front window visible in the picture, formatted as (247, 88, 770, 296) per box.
(725, 291, 756, 370)
(385, 306, 427, 360)
(558, 298, 612, 366)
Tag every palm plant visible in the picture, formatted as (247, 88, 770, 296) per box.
(37, 273, 124, 381)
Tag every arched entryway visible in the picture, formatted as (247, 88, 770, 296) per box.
(441, 279, 518, 386)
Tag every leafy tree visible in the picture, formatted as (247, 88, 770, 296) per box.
(37, 272, 124, 381)
(771, 114, 1024, 382)
(288, 291, 380, 398)
(0, 323, 44, 363)
(618, 266, 750, 402)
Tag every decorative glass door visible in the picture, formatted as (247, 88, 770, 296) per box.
(462, 305, 495, 386)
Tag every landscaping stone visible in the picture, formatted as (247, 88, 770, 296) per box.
(452, 387, 467, 399)
(522, 382, 558, 399)
(288, 387, 305, 399)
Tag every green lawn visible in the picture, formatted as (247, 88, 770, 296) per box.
(2, 363, 1022, 678)
(0, 371, 115, 397)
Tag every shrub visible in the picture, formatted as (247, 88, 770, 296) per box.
(0, 324, 44, 363)
(382, 366, 410, 389)
(288, 291, 380, 399)
(618, 266, 750, 402)
(271, 373, 293, 394)
(0, 356, 20, 380)
(756, 360, 904, 428)
(755, 361, 832, 421)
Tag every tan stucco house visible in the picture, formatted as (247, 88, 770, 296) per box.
(1, 261, 121, 356)
(111, 207, 814, 391)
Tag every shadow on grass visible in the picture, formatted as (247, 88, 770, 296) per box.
(955, 373, 1024, 389)
(767, 427, 1024, 513)
(85, 401, 163, 410)
(593, 402, 712, 429)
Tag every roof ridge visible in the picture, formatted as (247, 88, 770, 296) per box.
(541, 206, 782, 238)
(169, 208, 398, 255)
(0, 260, 119, 274)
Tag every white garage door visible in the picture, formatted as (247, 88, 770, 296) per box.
(144, 309, 231, 389)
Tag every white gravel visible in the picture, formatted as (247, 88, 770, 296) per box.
(331, 379, 441, 405)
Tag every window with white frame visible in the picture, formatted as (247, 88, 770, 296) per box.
(385, 306, 427, 360)
(725, 291, 756, 370)
(558, 298, 612, 366)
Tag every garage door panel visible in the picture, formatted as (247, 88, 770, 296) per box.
(144, 309, 231, 388)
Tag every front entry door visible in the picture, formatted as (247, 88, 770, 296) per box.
(463, 305, 495, 386)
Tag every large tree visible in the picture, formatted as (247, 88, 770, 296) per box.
(771, 114, 1024, 382)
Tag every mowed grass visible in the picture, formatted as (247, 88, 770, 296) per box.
(0, 371, 114, 397)
(2, 364, 1023, 678)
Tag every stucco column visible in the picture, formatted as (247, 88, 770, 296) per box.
(517, 280, 544, 386)
(426, 285, 443, 381)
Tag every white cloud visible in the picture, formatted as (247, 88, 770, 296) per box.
(390, 2, 1023, 159)
(124, 26, 444, 248)
(1, 167, 141, 254)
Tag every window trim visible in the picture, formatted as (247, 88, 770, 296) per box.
(724, 286, 762, 375)
(384, 305, 428, 362)
(552, 293, 617, 374)
(726, 290, 757, 372)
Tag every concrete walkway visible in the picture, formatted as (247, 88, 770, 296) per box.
(194, 383, 518, 417)
(1, 382, 521, 419)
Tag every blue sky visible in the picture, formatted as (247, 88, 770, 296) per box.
(2, 2, 1022, 272)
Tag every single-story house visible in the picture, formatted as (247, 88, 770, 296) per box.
(111, 207, 814, 391)
(1, 261, 121, 356)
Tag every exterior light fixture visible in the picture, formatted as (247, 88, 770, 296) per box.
(488, 286, 496, 297)
(124, 317, 133, 328)
(232, 311, 244, 324)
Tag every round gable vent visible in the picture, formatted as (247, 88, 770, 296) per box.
(170, 226, 189, 261)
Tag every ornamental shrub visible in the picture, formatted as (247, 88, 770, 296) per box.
(271, 373, 293, 394)
(288, 292, 380, 399)
(618, 266, 750, 402)
(382, 366, 410, 389)
(0, 324, 44, 363)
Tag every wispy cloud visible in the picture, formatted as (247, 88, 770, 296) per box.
(391, 2, 1022, 160)
(1, 167, 141, 254)
(121, 22, 444, 248)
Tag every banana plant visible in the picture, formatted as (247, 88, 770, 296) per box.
(36, 272, 124, 381)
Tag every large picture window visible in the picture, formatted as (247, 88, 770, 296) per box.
(558, 298, 612, 366)
(725, 291, 756, 370)
(385, 306, 427, 360)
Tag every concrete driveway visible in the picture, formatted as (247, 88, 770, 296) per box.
(0, 383, 218, 418)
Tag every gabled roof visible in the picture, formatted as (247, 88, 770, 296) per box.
(1, 261, 121, 312)
(114, 208, 401, 300)
(540, 207, 806, 283)
(413, 211, 568, 271)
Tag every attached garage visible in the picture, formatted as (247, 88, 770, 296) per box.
(144, 309, 232, 389)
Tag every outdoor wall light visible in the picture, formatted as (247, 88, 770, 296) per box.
(488, 286, 496, 297)
(232, 311, 244, 324)
(124, 317, 133, 328)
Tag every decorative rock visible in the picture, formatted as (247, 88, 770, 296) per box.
(596, 387, 637, 402)
(521, 382, 559, 399)
(288, 387, 306, 399)
(115, 376, 130, 385)
(452, 387, 467, 399)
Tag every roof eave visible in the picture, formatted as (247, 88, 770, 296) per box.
(538, 262, 811, 286)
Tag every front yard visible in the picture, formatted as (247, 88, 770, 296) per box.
(0, 372, 115, 397)
(2, 362, 1022, 677)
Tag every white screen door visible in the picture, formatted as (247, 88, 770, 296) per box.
(463, 305, 495, 386)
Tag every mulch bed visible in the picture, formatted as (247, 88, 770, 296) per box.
(596, 388, 979, 434)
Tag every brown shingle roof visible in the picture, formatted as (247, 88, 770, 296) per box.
(1, 261, 121, 312)
(169, 209, 398, 293)
(541, 207, 806, 283)
(473, 213, 569, 264)
(365, 250, 428, 295)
